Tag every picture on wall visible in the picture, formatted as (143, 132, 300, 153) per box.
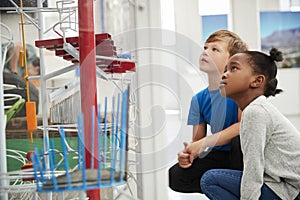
(260, 11, 300, 68)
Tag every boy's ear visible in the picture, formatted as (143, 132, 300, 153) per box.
(250, 75, 265, 88)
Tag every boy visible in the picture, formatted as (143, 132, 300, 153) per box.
(168, 30, 248, 193)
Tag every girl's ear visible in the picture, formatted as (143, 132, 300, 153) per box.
(250, 75, 265, 88)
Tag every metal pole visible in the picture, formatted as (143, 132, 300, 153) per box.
(37, 0, 51, 199)
(78, 0, 100, 199)
(0, 24, 9, 200)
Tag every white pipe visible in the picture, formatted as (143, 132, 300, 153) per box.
(0, 24, 9, 200)
(37, 0, 51, 199)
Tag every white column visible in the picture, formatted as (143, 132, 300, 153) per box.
(134, 1, 162, 200)
(174, 0, 202, 45)
(134, 1, 203, 200)
(230, 0, 260, 49)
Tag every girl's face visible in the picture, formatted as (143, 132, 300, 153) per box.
(220, 53, 256, 99)
(199, 41, 230, 74)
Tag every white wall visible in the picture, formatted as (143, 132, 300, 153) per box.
(269, 68, 300, 116)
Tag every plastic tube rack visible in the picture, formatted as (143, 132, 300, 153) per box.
(31, 89, 129, 192)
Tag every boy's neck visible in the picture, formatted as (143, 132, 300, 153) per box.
(207, 73, 222, 90)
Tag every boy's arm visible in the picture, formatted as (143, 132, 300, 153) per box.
(178, 123, 206, 168)
(192, 123, 207, 142)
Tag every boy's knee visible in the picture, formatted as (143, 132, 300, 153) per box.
(168, 165, 186, 192)
(168, 166, 177, 189)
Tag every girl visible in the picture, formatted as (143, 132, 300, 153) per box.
(200, 48, 300, 199)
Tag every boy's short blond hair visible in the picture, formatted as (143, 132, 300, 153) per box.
(205, 30, 248, 56)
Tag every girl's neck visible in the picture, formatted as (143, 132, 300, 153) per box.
(234, 91, 263, 110)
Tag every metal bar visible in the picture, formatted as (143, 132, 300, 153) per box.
(37, 0, 52, 199)
(0, 23, 9, 200)
(44, 63, 78, 80)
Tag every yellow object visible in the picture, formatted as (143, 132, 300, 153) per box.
(19, 50, 25, 67)
(26, 102, 37, 131)
(26, 102, 37, 143)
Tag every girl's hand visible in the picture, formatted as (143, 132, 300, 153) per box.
(185, 140, 206, 163)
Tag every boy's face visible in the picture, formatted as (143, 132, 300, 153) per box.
(199, 41, 230, 74)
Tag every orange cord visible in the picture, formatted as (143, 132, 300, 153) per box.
(20, 0, 37, 143)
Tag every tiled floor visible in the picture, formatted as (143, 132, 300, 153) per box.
(168, 189, 209, 200)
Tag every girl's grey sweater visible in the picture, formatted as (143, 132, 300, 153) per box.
(240, 95, 300, 200)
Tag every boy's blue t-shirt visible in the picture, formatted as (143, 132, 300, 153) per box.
(187, 87, 239, 151)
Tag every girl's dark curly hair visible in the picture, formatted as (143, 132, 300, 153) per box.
(245, 48, 283, 97)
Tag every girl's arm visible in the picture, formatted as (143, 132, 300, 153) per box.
(186, 108, 242, 161)
(202, 107, 241, 145)
(240, 106, 267, 199)
(186, 122, 240, 162)
(198, 108, 242, 147)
